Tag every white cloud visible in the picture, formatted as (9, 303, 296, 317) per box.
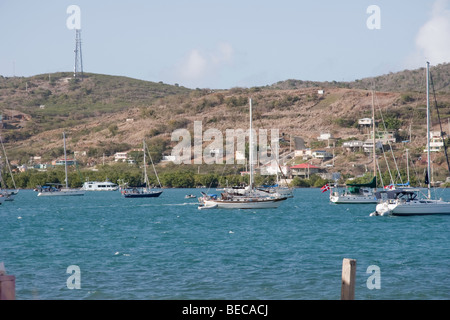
(173, 42, 234, 88)
(406, 0, 450, 68)
(179, 49, 208, 80)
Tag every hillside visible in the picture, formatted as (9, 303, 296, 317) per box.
(272, 63, 450, 94)
(1, 66, 450, 183)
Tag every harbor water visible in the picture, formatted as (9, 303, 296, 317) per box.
(1, 188, 449, 300)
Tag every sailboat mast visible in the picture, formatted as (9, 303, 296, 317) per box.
(426, 61, 432, 198)
(372, 90, 376, 179)
(63, 132, 68, 188)
(249, 98, 254, 190)
(143, 140, 149, 187)
(406, 149, 410, 183)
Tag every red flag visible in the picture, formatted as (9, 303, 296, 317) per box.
(321, 184, 330, 193)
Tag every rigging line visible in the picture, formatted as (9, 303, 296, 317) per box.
(376, 156, 384, 187)
(253, 101, 291, 187)
(374, 92, 404, 185)
(381, 142, 394, 185)
(0, 134, 17, 189)
(144, 140, 162, 188)
(429, 71, 450, 175)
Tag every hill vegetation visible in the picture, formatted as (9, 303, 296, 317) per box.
(1, 63, 450, 188)
(272, 63, 450, 94)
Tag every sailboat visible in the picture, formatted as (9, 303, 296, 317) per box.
(121, 140, 163, 198)
(330, 91, 378, 204)
(37, 132, 85, 196)
(200, 98, 288, 209)
(0, 134, 19, 201)
(374, 62, 450, 216)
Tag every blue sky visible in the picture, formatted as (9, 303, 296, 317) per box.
(1, 0, 449, 89)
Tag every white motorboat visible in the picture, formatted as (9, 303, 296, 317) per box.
(198, 203, 218, 210)
(82, 180, 119, 191)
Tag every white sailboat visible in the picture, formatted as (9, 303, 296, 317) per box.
(200, 98, 288, 209)
(37, 132, 85, 197)
(0, 134, 19, 201)
(374, 62, 450, 216)
(330, 91, 378, 204)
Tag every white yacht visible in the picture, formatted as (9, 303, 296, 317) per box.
(82, 180, 119, 191)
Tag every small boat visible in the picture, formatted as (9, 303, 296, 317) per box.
(198, 203, 218, 210)
(122, 188, 163, 198)
(1, 189, 18, 201)
(185, 194, 196, 199)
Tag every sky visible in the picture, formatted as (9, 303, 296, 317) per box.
(0, 0, 449, 89)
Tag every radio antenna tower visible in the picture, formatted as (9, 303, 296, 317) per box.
(73, 29, 83, 80)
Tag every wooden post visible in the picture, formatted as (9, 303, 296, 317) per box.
(0, 262, 15, 300)
(341, 258, 356, 300)
(0, 275, 16, 300)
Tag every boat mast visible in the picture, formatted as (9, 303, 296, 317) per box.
(372, 90, 376, 180)
(63, 132, 69, 188)
(426, 61, 431, 199)
(249, 98, 254, 190)
(143, 140, 149, 188)
(406, 149, 410, 184)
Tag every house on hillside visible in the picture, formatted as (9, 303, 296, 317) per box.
(114, 152, 128, 162)
(424, 131, 444, 152)
(342, 140, 364, 152)
(312, 150, 333, 160)
(259, 159, 289, 176)
(363, 130, 395, 153)
(317, 133, 336, 148)
(52, 159, 77, 166)
(290, 163, 320, 179)
(295, 148, 312, 160)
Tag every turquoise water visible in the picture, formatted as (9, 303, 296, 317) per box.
(1, 188, 449, 300)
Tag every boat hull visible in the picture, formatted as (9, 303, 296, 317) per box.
(38, 189, 85, 196)
(330, 195, 377, 204)
(376, 200, 450, 216)
(198, 203, 218, 210)
(123, 191, 163, 198)
(203, 197, 287, 209)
